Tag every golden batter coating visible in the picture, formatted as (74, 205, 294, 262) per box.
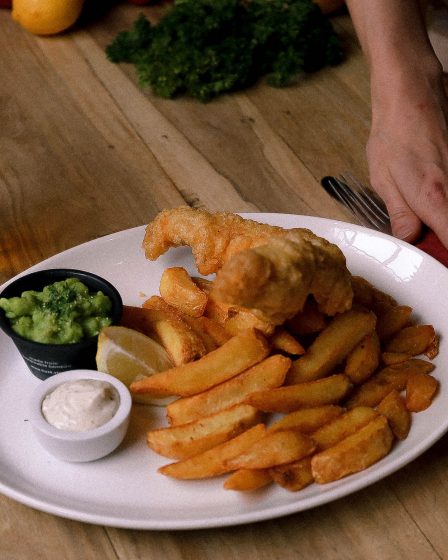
(212, 233, 353, 324)
(143, 206, 315, 275)
(143, 207, 353, 324)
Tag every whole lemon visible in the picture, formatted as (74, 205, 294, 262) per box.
(12, 0, 84, 35)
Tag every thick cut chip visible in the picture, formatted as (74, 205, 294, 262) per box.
(375, 305, 413, 340)
(200, 284, 275, 337)
(131, 329, 270, 397)
(381, 352, 411, 366)
(167, 354, 290, 426)
(351, 276, 397, 312)
(202, 297, 231, 324)
(345, 331, 380, 384)
(224, 468, 272, 491)
(424, 335, 439, 360)
(147, 404, 262, 459)
(268, 405, 344, 434)
(270, 328, 305, 356)
(377, 390, 411, 440)
(193, 316, 231, 347)
(286, 298, 327, 337)
(287, 308, 376, 384)
(225, 430, 316, 471)
(377, 359, 435, 381)
(201, 295, 271, 339)
(159, 267, 208, 317)
(311, 415, 394, 484)
(121, 302, 206, 365)
(144, 295, 227, 354)
(312, 406, 379, 450)
(192, 277, 213, 293)
(223, 306, 275, 337)
(346, 359, 435, 408)
(405, 373, 439, 412)
(158, 424, 266, 479)
(246, 374, 351, 413)
(180, 315, 218, 353)
(269, 456, 314, 492)
(385, 325, 436, 356)
(180, 315, 231, 353)
(345, 382, 394, 410)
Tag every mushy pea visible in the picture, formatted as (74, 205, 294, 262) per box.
(0, 278, 112, 344)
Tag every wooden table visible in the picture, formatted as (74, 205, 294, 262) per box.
(2, 3, 447, 559)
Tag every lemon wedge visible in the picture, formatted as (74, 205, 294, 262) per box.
(96, 326, 173, 405)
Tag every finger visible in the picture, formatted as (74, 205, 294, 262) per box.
(369, 174, 423, 243)
(388, 203, 423, 244)
(384, 194, 423, 244)
(411, 174, 448, 248)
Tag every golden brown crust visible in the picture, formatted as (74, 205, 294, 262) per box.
(143, 207, 353, 324)
(212, 233, 353, 324)
(143, 206, 315, 275)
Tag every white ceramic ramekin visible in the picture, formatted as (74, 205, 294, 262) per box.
(29, 369, 132, 462)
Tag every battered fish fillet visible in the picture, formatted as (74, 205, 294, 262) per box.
(143, 206, 317, 276)
(211, 233, 353, 324)
(143, 207, 353, 324)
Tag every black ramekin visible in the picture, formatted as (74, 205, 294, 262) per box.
(0, 268, 123, 380)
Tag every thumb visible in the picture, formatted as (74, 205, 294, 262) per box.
(387, 200, 423, 244)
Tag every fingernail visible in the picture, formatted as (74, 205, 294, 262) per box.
(392, 224, 421, 244)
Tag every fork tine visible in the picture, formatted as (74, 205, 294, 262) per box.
(321, 176, 373, 228)
(339, 181, 388, 230)
(341, 173, 389, 220)
(322, 176, 391, 233)
(338, 175, 391, 232)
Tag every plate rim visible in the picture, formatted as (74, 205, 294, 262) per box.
(1, 214, 447, 530)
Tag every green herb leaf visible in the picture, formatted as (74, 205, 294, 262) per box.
(106, 0, 344, 101)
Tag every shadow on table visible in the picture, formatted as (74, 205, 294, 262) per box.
(77, 0, 123, 27)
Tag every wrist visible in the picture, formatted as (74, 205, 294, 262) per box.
(370, 52, 443, 116)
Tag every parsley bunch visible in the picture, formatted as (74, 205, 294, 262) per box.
(106, 0, 344, 102)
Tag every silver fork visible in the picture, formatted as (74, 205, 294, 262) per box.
(321, 173, 391, 234)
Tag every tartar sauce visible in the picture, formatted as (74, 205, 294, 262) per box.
(42, 379, 120, 432)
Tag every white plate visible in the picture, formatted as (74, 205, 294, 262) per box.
(1, 214, 447, 530)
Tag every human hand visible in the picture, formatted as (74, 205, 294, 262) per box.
(367, 66, 448, 248)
